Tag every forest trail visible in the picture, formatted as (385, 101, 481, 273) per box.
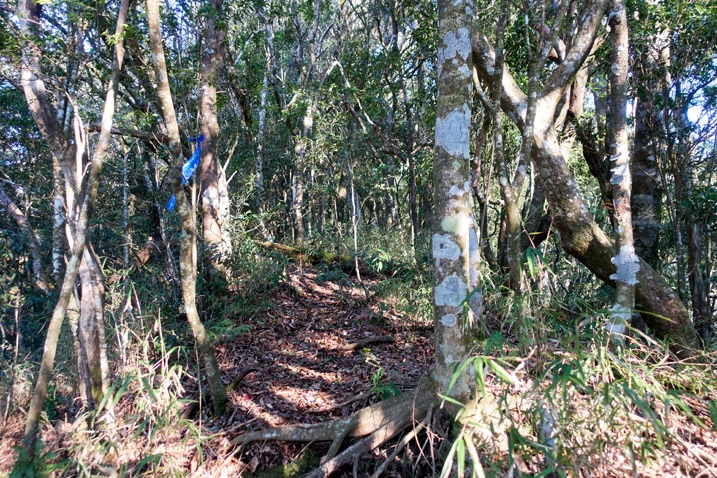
(213, 265, 434, 472)
(0, 265, 435, 476)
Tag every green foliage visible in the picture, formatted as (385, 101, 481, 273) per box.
(369, 366, 401, 400)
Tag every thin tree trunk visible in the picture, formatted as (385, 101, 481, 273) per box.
(147, 0, 226, 415)
(0, 183, 50, 294)
(19, 0, 129, 457)
(471, 0, 698, 349)
(255, 12, 272, 236)
(199, 0, 231, 275)
(606, 0, 637, 341)
(51, 157, 64, 285)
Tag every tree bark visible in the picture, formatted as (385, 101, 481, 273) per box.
(605, 0, 637, 341)
(631, 28, 667, 267)
(17, 0, 118, 415)
(432, 0, 478, 407)
(199, 0, 231, 275)
(0, 182, 50, 294)
(18, 0, 129, 458)
(471, 0, 698, 349)
(147, 0, 226, 415)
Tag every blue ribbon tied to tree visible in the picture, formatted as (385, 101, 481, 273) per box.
(166, 134, 204, 211)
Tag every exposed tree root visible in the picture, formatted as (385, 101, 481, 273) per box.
(231, 377, 439, 477)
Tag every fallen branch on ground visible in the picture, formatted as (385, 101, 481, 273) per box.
(334, 335, 396, 352)
(231, 377, 438, 477)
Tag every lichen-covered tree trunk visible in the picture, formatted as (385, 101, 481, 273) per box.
(432, 0, 478, 407)
(147, 0, 226, 415)
(606, 0, 638, 341)
(471, 0, 698, 349)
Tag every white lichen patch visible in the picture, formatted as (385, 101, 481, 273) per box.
(437, 27, 471, 64)
(456, 63, 471, 79)
(610, 244, 640, 285)
(610, 303, 632, 322)
(450, 185, 465, 197)
(433, 233, 461, 264)
(441, 210, 470, 234)
(437, 26, 470, 79)
(441, 314, 458, 327)
(607, 304, 631, 336)
(436, 105, 471, 158)
(435, 274, 467, 307)
(610, 160, 629, 185)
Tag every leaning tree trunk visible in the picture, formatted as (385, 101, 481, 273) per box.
(17, 0, 129, 460)
(471, 0, 698, 350)
(147, 0, 226, 415)
(432, 0, 479, 408)
(17, 0, 116, 416)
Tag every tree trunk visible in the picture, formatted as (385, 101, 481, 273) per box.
(631, 108, 662, 266)
(471, 0, 698, 349)
(605, 0, 637, 341)
(18, 0, 129, 458)
(432, 0, 478, 408)
(147, 0, 226, 415)
(51, 157, 65, 285)
(0, 183, 50, 294)
(200, 0, 231, 275)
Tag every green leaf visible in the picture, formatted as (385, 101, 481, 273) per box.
(439, 433, 461, 478)
(486, 358, 515, 385)
(457, 435, 466, 478)
(474, 357, 486, 398)
(465, 438, 486, 478)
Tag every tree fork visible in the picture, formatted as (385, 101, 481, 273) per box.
(146, 0, 226, 415)
(470, 2, 699, 351)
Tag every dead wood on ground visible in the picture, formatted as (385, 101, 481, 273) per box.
(231, 377, 438, 478)
(335, 335, 396, 352)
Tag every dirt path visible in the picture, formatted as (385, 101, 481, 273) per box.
(213, 266, 433, 473)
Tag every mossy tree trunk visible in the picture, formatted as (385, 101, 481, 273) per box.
(471, 0, 699, 349)
(147, 0, 226, 415)
(432, 0, 479, 408)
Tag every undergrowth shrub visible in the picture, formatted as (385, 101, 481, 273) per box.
(440, 328, 717, 477)
(36, 315, 212, 478)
